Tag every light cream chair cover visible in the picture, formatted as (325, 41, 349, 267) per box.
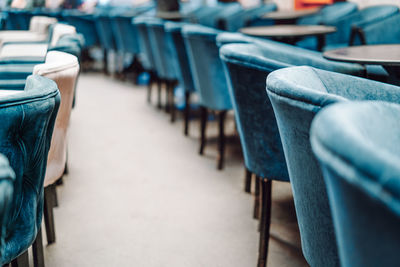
(49, 23, 76, 46)
(33, 51, 79, 187)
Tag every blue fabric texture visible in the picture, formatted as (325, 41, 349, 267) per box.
(62, 11, 100, 48)
(182, 24, 231, 110)
(110, 14, 141, 55)
(266, 66, 400, 267)
(0, 75, 60, 264)
(132, 16, 156, 71)
(358, 13, 400, 44)
(311, 101, 400, 267)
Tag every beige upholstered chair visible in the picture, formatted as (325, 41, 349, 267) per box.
(33, 51, 80, 244)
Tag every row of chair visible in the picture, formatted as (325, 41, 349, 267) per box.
(0, 16, 82, 266)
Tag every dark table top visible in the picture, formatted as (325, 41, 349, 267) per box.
(323, 45, 400, 66)
(240, 25, 336, 38)
(156, 11, 187, 20)
(262, 8, 320, 20)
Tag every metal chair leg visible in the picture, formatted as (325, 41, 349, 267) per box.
(245, 168, 252, 193)
(11, 250, 29, 267)
(170, 83, 176, 123)
(184, 91, 190, 136)
(147, 73, 153, 103)
(44, 185, 56, 245)
(217, 111, 227, 170)
(165, 81, 170, 113)
(157, 80, 162, 109)
(32, 228, 45, 267)
(257, 178, 272, 267)
(199, 106, 208, 155)
(254, 176, 261, 219)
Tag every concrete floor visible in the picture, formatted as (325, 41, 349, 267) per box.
(41, 73, 308, 267)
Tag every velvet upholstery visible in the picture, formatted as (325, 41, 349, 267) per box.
(111, 14, 140, 55)
(132, 16, 156, 72)
(0, 155, 15, 260)
(62, 11, 100, 48)
(0, 75, 60, 264)
(310, 101, 400, 267)
(266, 66, 400, 267)
(94, 12, 116, 51)
(356, 13, 400, 44)
(33, 51, 79, 187)
(182, 24, 231, 110)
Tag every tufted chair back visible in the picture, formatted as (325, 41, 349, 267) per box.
(29, 16, 57, 35)
(310, 101, 400, 267)
(266, 66, 400, 267)
(182, 24, 231, 111)
(0, 155, 15, 260)
(33, 51, 79, 187)
(0, 75, 60, 264)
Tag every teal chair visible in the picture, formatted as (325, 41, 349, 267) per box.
(266, 66, 400, 267)
(311, 101, 400, 267)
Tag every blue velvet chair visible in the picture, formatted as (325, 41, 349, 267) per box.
(0, 155, 15, 263)
(146, 18, 180, 119)
(183, 24, 231, 170)
(94, 12, 117, 74)
(219, 40, 366, 266)
(0, 75, 60, 266)
(266, 66, 400, 267)
(311, 101, 400, 267)
(323, 5, 399, 50)
(133, 16, 162, 107)
(165, 21, 195, 129)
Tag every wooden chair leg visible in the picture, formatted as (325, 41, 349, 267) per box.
(11, 250, 29, 267)
(32, 228, 45, 267)
(165, 81, 170, 113)
(254, 176, 261, 219)
(157, 80, 162, 109)
(257, 178, 272, 267)
(245, 168, 252, 193)
(217, 111, 227, 170)
(184, 92, 190, 136)
(103, 50, 109, 75)
(147, 74, 153, 103)
(170, 83, 176, 123)
(199, 106, 208, 155)
(44, 185, 56, 245)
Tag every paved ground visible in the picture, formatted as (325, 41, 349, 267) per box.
(40, 73, 308, 267)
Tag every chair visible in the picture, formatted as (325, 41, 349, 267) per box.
(311, 101, 400, 267)
(33, 51, 79, 245)
(146, 18, 179, 118)
(219, 41, 365, 266)
(266, 66, 400, 267)
(94, 12, 117, 74)
(165, 21, 196, 134)
(0, 75, 60, 266)
(183, 24, 231, 170)
(0, 155, 15, 262)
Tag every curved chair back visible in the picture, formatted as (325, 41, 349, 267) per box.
(182, 24, 231, 110)
(33, 51, 79, 187)
(358, 13, 400, 45)
(62, 12, 100, 48)
(310, 101, 400, 267)
(29, 16, 57, 35)
(146, 18, 178, 80)
(0, 75, 60, 264)
(111, 14, 140, 55)
(266, 66, 400, 267)
(94, 13, 117, 51)
(165, 21, 195, 93)
(0, 155, 14, 260)
(50, 23, 76, 46)
(297, 2, 358, 25)
(132, 16, 156, 71)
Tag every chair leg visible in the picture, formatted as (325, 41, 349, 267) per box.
(170, 83, 176, 123)
(32, 228, 45, 267)
(11, 250, 29, 267)
(44, 185, 56, 245)
(147, 74, 153, 103)
(184, 92, 190, 136)
(257, 178, 272, 267)
(217, 111, 227, 170)
(253, 176, 261, 219)
(199, 106, 208, 155)
(157, 79, 162, 109)
(165, 81, 170, 113)
(103, 49, 108, 75)
(244, 168, 252, 193)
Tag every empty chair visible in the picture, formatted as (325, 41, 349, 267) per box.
(94, 12, 117, 73)
(165, 21, 196, 135)
(311, 101, 400, 267)
(183, 24, 231, 170)
(266, 66, 400, 267)
(0, 75, 60, 265)
(33, 51, 80, 245)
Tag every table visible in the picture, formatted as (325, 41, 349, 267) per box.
(262, 8, 320, 24)
(156, 11, 188, 21)
(323, 44, 400, 84)
(240, 25, 336, 51)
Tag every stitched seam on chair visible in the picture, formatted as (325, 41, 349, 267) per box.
(0, 91, 59, 108)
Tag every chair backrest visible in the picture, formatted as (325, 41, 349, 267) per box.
(50, 23, 76, 46)
(62, 11, 100, 48)
(132, 16, 156, 71)
(165, 21, 194, 92)
(94, 12, 116, 51)
(29, 16, 57, 35)
(358, 13, 400, 45)
(297, 2, 358, 25)
(0, 155, 14, 260)
(0, 75, 60, 264)
(182, 24, 231, 110)
(311, 101, 400, 267)
(33, 51, 79, 187)
(266, 66, 400, 267)
(111, 14, 140, 55)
